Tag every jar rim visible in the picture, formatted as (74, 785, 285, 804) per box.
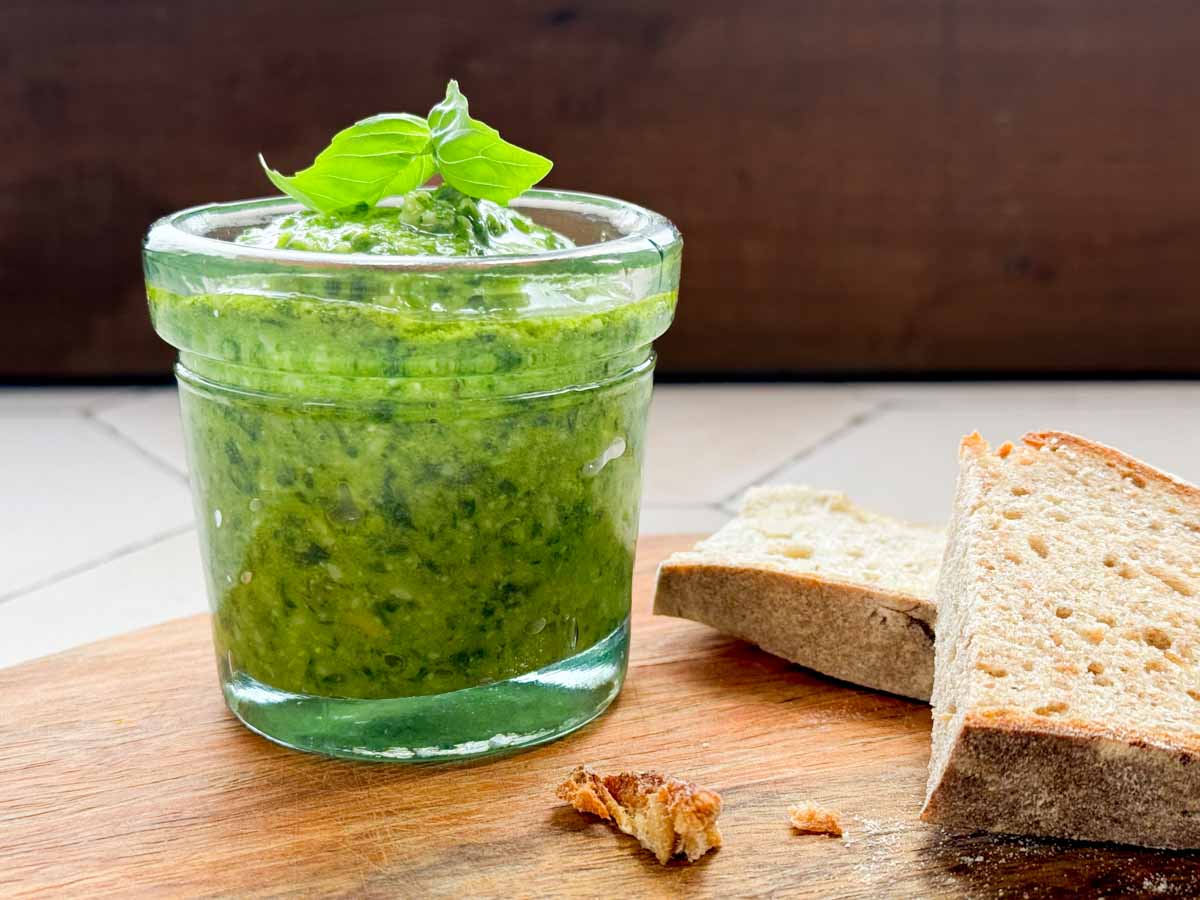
(143, 187, 680, 272)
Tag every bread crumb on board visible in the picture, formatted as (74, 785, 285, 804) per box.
(788, 801, 843, 838)
(556, 766, 723, 865)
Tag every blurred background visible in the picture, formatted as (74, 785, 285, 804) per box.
(5, 0, 1200, 380)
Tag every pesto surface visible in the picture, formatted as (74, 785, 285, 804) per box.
(235, 186, 574, 257)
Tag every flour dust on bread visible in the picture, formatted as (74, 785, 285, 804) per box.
(923, 431, 1200, 849)
(654, 486, 943, 700)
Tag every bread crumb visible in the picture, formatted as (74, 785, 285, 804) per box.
(787, 801, 843, 838)
(556, 766, 722, 865)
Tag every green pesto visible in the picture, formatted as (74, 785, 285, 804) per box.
(235, 185, 573, 257)
(181, 363, 649, 699)
(153, 192, 674, 700)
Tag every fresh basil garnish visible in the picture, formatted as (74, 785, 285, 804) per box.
(260, 81, 551, 212)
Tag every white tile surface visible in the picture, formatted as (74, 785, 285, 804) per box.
(639, 504, 731, 537)
(0, 531, 206, 669)
(0, 386, 144, 415)
(771, 386, 1200, 525)
(0, 415, 194, 599)
(861, 380, 1200, 409)
(95, 387, 188, 474)
(643, 385, 873, 505)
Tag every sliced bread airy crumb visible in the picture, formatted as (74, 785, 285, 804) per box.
(922, 431, 1200, 849)
(654, 486, 943, 700)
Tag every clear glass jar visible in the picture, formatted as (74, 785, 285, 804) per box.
(143, 189, 680, 760)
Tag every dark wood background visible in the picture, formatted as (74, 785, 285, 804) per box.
(5, 1, 1200, 379)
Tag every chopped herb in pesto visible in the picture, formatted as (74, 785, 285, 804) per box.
(182, 365, 648, 698)
(236, 185, 574, 258)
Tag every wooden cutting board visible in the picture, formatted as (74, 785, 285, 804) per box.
(4, 535, 1199, 899)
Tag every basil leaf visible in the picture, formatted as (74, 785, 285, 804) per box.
(428, 80, 550, 205)
(427, 80, 478, 142)
(434, 123, 553, 205)
(382, 152, 436, 198)
(260, 82, 551, 211)
(260, 113, 432, 212)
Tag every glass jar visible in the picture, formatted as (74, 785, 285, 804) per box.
(143, 189, 680, 760)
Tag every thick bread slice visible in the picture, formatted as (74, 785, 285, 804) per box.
(923, 431, 1200, 849)
(654, 486, 943, 700)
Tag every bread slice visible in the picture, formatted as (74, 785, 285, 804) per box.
(654, 486, 943, 700)
(923, 431, 1200, 849)
(556, 766, 723, 864)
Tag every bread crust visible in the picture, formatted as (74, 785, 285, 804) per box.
(1023, 430, 1200, 506)
(923, 431, 1200, 848)
(654, 563, 935, 701)
(556, 766, 723, 864)
(922, 713, 1200, 849)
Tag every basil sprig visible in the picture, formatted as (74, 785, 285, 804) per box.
(260, 81, 552, 213)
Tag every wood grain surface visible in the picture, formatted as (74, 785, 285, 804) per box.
(3, 535, 1199, 898)
(8, 2, 1200, 378)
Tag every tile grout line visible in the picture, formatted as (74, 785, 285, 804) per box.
(81, 407, 190, 484)
(84, 386, 157, 414)
(640, 499, 727, 510)
(0, 387, 152, 418)
(714, 398, 898, 511)
(0, 524, 197, 608)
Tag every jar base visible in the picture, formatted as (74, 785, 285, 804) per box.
(219, 618, 629, 761)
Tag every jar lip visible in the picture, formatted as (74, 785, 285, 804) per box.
(143, 188, 680, 271)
